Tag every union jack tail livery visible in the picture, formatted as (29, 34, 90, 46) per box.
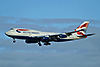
(75, 21, 89, 36)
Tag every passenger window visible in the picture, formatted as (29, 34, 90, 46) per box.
(32, 32, 39, 34)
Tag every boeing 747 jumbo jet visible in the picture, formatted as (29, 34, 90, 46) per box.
(5, 21, 94, 46)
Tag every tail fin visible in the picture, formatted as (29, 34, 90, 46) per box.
(75, 21, 89, 36)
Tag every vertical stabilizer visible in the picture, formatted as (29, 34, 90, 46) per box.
(75, 21, 89, 36)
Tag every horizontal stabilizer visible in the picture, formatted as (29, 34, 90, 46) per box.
(65, 29, 85, 36)
(77, 33, 95, 37)
(67, 29, 84, 33)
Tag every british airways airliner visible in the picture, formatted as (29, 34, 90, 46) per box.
(5, 21, 94, 46)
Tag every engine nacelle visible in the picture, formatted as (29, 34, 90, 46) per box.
(42, 36, 49, 42)
(59, 34, 67, 38)
(25, 39, 38, 43)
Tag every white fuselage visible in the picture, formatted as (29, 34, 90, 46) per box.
(5, 28, 83, 41)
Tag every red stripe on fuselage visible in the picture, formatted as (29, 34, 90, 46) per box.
(17, 29, 29, 31)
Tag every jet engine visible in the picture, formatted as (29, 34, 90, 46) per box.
(59, 34, 67, 38)
(42, 36, 50, 42)
(25, 39, 38, 43)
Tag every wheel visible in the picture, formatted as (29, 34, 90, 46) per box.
(13, 40, 16, 43)
(44, 42, 51, 46)
(44, 42, 48, 45)
(38, 43, 42, 46)
(13, 38, 16, 43)
(48, 43, 51, 45)
(38, 42, 42, 46)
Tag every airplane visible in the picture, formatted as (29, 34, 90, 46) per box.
(5, 21, 95, 46)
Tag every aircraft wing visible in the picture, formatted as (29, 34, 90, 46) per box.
(31, 29, 85, 38)
(29, 29, 85, 41)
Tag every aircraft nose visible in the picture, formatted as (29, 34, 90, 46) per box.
(5, 32, 9, 36)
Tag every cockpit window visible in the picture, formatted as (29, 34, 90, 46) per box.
(10, 28, 14, 30)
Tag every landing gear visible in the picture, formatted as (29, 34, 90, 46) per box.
(13, 38, 16, 43)
(44, 42, 51, 46)
(38, 41, 51, 46)
(38, 41, 42, 46)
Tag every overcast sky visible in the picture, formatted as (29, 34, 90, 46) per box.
(0, 0, 100, 67)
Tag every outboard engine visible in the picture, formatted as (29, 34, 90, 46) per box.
(59, 33, 67, 38)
